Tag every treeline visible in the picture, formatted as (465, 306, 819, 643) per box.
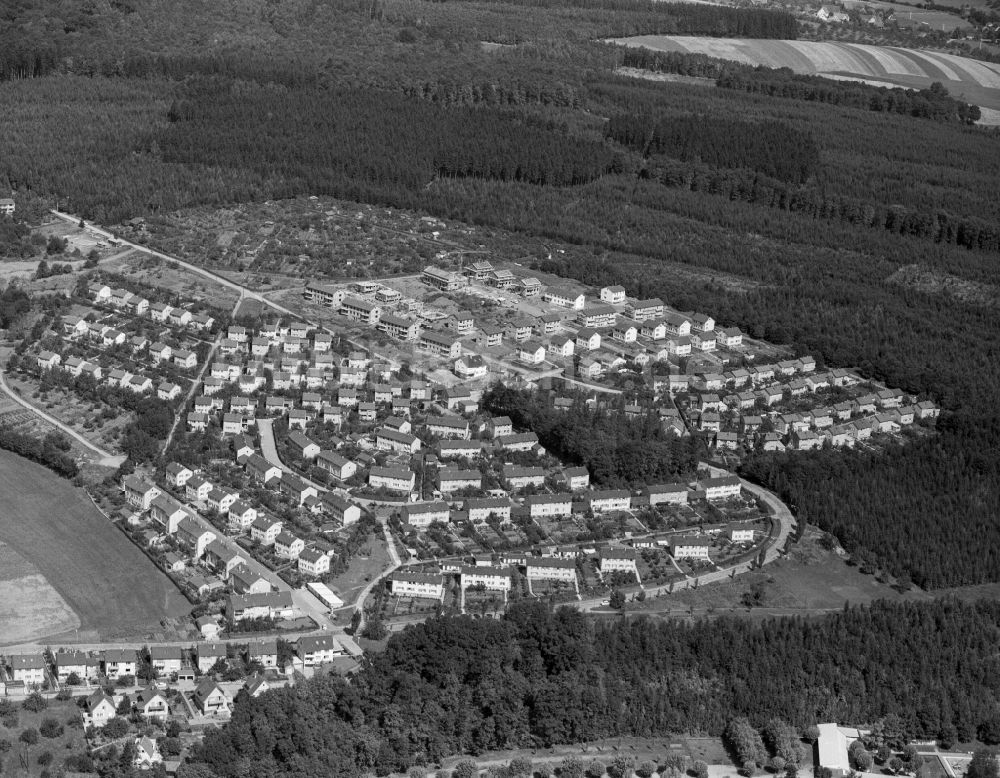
(187, 599, 1000, 777)
(0, 426, 78, 478)
(483, 385, 701, 486)
(483, 0, 798, 39)
(718, 71, 981, 124)
(606, 113, 817, 183)
(619, 48, 982, 123)
(162, 79, 619, 193)
(641, 156, 1000, 253)
(740, 414, 1000, 590)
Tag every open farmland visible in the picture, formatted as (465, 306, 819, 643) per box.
(611, 36, 1000, 113)
(0, 449, 190, 644)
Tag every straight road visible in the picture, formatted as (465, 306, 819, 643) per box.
(0, 369, 125, 468)
(161, 329, 224, 456)
(50, 211, 301, 321)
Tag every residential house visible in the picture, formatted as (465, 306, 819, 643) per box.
(322, 493, 362, 526)
(390, 571, 446, 599)
(600, 285, 626, 304)
(426, 416, 470, 439)
(85, 691, 118, 728)
(369, 467, 416, 492)
(700, 475, 741, 501)
(295, 635, 340, 666)
(102, 648, 138, 680)
(671, 536, 711, 559)
(422, 265, 463, 291)
(298, 547, 331, 577)
(599, 548, 638, 575)
(526, 493, 573, 518)
(543, 287, 586, 309)
(525, 557, 577, 583)
(123, 475, 162, 510)
(193, 679, 231, 716)
(149, 646, 184, 677)
(275, 531, 305, 560)
(135, 689, 170, 722)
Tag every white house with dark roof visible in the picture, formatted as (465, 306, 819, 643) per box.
(390, 571, 446, 599)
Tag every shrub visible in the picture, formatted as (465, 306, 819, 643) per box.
(20, 728, 39, 745)
(22, 693, 47, 713)
(102, 717, 129, 739)
(454, 760, 478, 778)
(37, 751, 52, 766)
(586, 760, 605, 778)
(39, 718, 63, 739)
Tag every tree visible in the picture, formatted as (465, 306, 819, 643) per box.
(362, 615, 388, 640)
(888, 758, 904, 774)
(510, 758, 533, 778)
(22, 692, 47, 713)
(161, 737, 183, 756)
(804, 726, 820, 744)
(454, 761, 478, 778)
(19, 728, 38, 745)
(692, 761, 709, 778)
(39, 719, 62, 738)
(586, 760, 605, 778)
(876, 745, 891, 764)
(609, 589, 626, 610)
(562, 755, 585, 778)
(609, 756, 635, 778)
(411, 767, 428, 778)
(770, 757, 786, 773)
(103, 717, 129, 739)
(967, 750, 999, 778)
(637, 761, 657, 778)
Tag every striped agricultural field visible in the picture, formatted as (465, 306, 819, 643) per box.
(610, 36, 1000, 112)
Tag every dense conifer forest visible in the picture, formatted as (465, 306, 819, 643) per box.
(483, 385, 701, 486)
(183, 602, 1000, 777)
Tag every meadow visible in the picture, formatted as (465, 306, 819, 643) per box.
(0, 449, 190, 643)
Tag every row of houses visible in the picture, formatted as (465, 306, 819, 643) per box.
(88, 282, 215, 330)
(395, 475, 742, 529)
(389, 527, 742, 599)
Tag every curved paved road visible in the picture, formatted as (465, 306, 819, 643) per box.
(255, 418, 401, 626)
(577, 466, 796, 612)
(0, 369, 125, 468)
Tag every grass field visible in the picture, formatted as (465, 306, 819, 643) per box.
(611, 36, 1000, 112)
(0, 698, 91, 777)
(423, 735, 738, 775)
(0, 449, 190, 644)
(624, 527, 931, 620)
(326, 531, 393, 609)
(0, 542, 79, 644)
